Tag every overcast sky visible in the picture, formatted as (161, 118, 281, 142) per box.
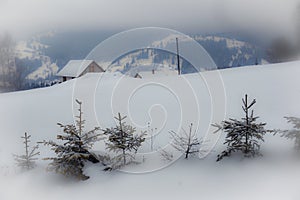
(0, 0, 299, 39)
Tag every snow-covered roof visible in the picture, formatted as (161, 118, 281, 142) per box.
(57, 60, 103, 78)
(135, 69, 178, 78)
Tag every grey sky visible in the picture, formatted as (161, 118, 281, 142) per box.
(0, 0, 299, 38)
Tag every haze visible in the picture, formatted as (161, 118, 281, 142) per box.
(0, 0, 299, 39)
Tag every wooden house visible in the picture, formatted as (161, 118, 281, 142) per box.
(57, 60, 105, 82)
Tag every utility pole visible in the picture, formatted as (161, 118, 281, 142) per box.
(176, 37, 181, 75)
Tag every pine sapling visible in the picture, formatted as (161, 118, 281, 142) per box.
(213, 94, 273, 161)
(170, 123, 202, 159)
(41, 99, 103, 180)
(14, 132, 40, 170)
(103, 113, 146, 170)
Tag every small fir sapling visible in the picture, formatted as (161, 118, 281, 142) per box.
(103, 113, 146, 171)
(41, 99, 103, 180)
(213, 94, 273, 161)
(169, 123, 202, 159)
(14, 132, 40, 170)
(280, 117, 300, 151)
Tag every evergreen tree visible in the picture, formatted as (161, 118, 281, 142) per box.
(103, 113, 146, 171)
(14, 132, 40, 170)
(169, 123, 202, 159)
(280, 117, 300, 151)
(213, 94, 273, 161)
(41, 100, 103, 180)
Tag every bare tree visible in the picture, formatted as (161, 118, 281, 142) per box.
(170, 123, 202, 159)
(11, 58, 26, 90)
(0, 32, 27, 91)
(0, 32, 16, 90)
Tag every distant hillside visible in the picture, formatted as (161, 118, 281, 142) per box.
(14, 30, 269, 86)
(194, 35, 267, 68)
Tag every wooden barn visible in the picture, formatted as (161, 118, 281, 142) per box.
(57, 60, 105, 82)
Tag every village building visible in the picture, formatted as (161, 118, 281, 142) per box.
(57, 60, 105, 82)
(133, 68, 177, 79)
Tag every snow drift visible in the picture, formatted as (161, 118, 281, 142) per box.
(0, 61, 300, 200)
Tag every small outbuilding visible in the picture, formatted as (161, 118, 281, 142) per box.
(57, 60, 105, 82)
(133, 68, 177, 79)
(134, 73, 142, 79)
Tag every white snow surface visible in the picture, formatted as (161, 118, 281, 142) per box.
(0, 61, 300, 200)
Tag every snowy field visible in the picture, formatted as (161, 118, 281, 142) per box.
(1, 61, 300, 200)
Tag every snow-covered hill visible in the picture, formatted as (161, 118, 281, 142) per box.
(15, 32, 59, 83)
(107, 34, 267, 74)
(194, 35, 267, 68)
(14, 31, 268, 87)
(0, 61, 299, 200)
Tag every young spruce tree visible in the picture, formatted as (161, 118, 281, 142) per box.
(103, 113, 146, 171)
(14, 132, 40, 170)
(41, 100, 102, 180)
(213, 94, 273, 161)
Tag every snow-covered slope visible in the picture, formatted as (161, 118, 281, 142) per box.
(194, 35, 266, 68)
(10, 31, 268, 89)
(15, 32, 59, 82)
(107, 35, 266, 74)
(0, 62, 299, 200)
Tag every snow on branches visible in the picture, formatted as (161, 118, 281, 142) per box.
(41, 99, 103, 180)
(213, 94, 274, 161)
(103, 113, 146, 171)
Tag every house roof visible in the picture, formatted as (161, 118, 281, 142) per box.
(134, 69, 178, 78)
(57, 60, 103, 78)
(134, 73, 142, 78)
